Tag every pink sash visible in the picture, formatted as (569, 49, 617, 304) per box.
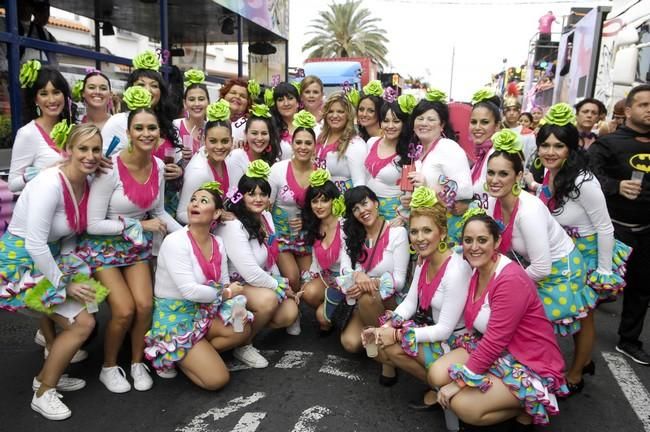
(314, 222, 341, 271)
(117, 155, 160, 210)
(179, 120, 201, 155)
(418, 137, 442, 163)
(464, 271, 490, 331)
(493, 198, 519, 254)
(364, 138, 396, 178)
(261, 215, 279, 270)
(361, 227, 390, 272)
(34, 122, 63, 154)
(417, 256, 452, 310)
(208, 160, 229, 197)
(286, 162, 307, 208)
(538, 171, 556, 211)
(471, 140, 492, 183)
(186, 230, 222, 283)
(59, 172, 89, 234)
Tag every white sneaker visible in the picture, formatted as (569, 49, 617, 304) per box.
(33, 375, 86, 392)
(131, 363, 154, 391)
(99, 366, 131, 393)
(156, 368, 177, 379)
(286, 316, 301, 336)
(34, 329, 46, 347)
(31, 389, 71, 421)
(44, 347, 88, 364)
(233, 344, 268, 368)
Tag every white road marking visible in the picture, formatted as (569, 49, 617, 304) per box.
(231, 412, 267, 432)
(603, 351, 650, 431)
(176, 392, 266, 432)
(290, 406, 332, 432)
(275, 350, 314, 369)
(318, 355, 362, 381)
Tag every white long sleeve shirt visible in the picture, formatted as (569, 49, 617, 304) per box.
(320, 136, 368, 188)
(87, 154, 181, 235)
(7, 167, 77, 289)
(176, 149, 245, 224)
(487, 191, 575, 281)
(340, 226, 410, 294)
(269, 159, 304, 219)
(9, 121, 63, 192)
(365, 137, 402, 198)
(101, 112, 128, 156)
(216, 211, 281, 289)
(393, 252, 472, 342)
(154, 227, 230, 302)
(551, 174, 615, 273)
(417, 138, 473, 200)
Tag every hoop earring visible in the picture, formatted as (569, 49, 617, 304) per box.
(265, 145, 272, 153)
(437, 241, 448, 253)
(512, 183, 522, 196)
(491, 251, 499, 262)
(35, 104, 41, 117)
(185, 110, 189, 120)
(127, 140, 134, 153)
(483, 182, 489, 192)
(243, 142, 250, 152)
(561, 159, 567, 168)
(408, 244, 417, 255)
(533, 157, 542, 169)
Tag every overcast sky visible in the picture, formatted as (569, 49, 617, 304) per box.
(288, 0, 607, 101)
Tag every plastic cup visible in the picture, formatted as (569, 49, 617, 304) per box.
(232, 303, 246, 333)
(290, 213, 301, 236)
(86, 301, 98, 314)
(363, 327, 378, 358)
(164, 147, 176, 164)
(631, 170, 644, 184)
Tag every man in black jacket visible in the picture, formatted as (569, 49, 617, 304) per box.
(590, 84, 650, 365)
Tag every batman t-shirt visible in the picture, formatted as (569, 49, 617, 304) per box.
(589, 125, 650, 225)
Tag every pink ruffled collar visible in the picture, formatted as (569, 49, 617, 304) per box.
(117, 155, 160, 210)
(187, 230, 222, 283)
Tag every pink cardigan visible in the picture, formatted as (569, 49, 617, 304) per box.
(465, 262, 565, 383)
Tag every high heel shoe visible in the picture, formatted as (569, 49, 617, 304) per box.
(379, 367, 398, 387)
(582, 360, 595, 376)
(565, 378, 584, 396)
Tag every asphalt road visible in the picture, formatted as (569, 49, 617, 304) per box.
(0, 299, 648, 432)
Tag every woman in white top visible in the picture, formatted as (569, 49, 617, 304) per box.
(79, 108, 182, 394)
(485, 129, 598, 394)
(338, 186, 410, 357)
(77, 70, 112, 130)
(356, 80, 384, 142)
(0, 124, 104, 420)
(177, 100, 245, 224)
(145, 183, 252, 389)
(535, 103, 631, 392)
(173, 71, 209, 160)
(406, 89, 472, 202)
(219, 78, 252, 148)
(316, 93, 367, 193)
(10, 61, 74, 192)
(271, 82, 300, 160)
(228, 105, 281, 175)
(363, 187, 472, 407)
(365, 96, 412, 221)
(217, 161, 299, 368)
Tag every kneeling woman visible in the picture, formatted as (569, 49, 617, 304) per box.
(338, 186, 409, 354)
(0, 124, 105, 420)
(217, 160, 299, 368)
(145, 182, 252, 389)
(364, 186, 472, 405)
(430, 211, 568, 428)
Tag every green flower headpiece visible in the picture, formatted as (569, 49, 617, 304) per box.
(247, 79, 261, 99)
(492, 129, 523, 154)
(184, 69, 205, 88)
(309, 169, 331, 188)
(206, 100, 231, 122)
(471, 88, 496, 105)
(540, 103, 576, 127)
(424, 88, 447, 103)
(291, 81, 301, 94)
(346, 88, 360, 108)
(19, 60, 41, 88)
(246, 159, 271, 180)
(264, 88, 275, 107)
(363, 80, 384, 97)
(132, 50, 161, 72)
(397, 94, 417, 115)
(51, 120, 73, 150)
(293, 110, 317, 129)
(250, 104, 272, 119)
(71, 80, 84, 103)
(460, 207, 487, 228)
(410, 186, 438, 209)
(332, 195, 346, 217)
(199, 181, 223, 195)
(123, 86, 153, 111)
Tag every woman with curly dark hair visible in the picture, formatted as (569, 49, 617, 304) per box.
(217, 160, 299, 368)
(338, 186, 409, 382)
(270, 82, 300, 160)
(364, 96, 412, 221)
(535, 103, 631, 393)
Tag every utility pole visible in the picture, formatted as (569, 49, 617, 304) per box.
(449, 45, 455, 100)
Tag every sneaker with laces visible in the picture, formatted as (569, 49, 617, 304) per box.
(286, 316, 301, 336)
(31, 389, 71, 421)
(616, 342, 650, 366)
(131, 363, 154, 391)
(33, 374, 86, 392)
(44, 347, 88, 364)
(233, 344, 268, 368)
(156, 368, 178, 379)
(34, 329, 46, 347)
(99, 366, 131, 393)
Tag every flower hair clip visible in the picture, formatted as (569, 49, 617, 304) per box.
(410, 186, 438, 209)
(309, 169, 331, 188)
(184, 69, 206, 88)
(123, 86, 152, 110)
(346, 88, 360, 108)
(247, 79, 261, 100)
(200, 181, 223, 195)
(460, 207, 487, 227)
(206, 100, 231, 122)
(293, 110, 317, 129)
(398, 94, 417, 115)
(363, 80, 384, 98)
(246, 160, 271, 180)
(264, 88, 275, 107)
(539, 103, 576, 127)
(250, 104, 272, 119)
(291, 81, 301, 94)
(19, 60, 41, 89)
(383, 87, 397, 104)
(332, 196, 346, 217)
(51, 120, 73, 150)
(132, 50, 161, 71)
(72, 80, 84, 103)
(471, 88, 496, 105)
(424, 88, 447, 103)
(492, 129, 523, 154)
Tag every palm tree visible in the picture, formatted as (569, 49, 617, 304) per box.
(302, 0, 389, 68)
